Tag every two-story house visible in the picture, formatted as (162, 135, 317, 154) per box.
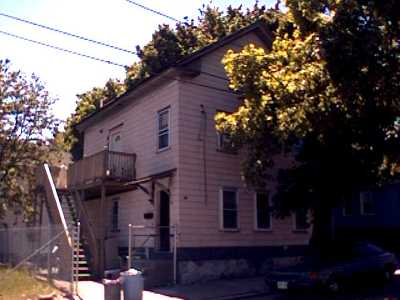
(42, 21, 311, 285)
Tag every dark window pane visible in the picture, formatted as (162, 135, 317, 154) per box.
(159, 133, 169, 149)
(223, 191, 237, 209)
(159, 110, 169, 130)
(223, 210, 237, 229)
(257, 212, 270, 228)
(295, 208, 309, 230)
(111, 201, 119, 231)
(256, 192, 271, 229)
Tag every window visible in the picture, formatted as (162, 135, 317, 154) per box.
(294, 208, 310, 231)
(157, 108, 170, 150)
(255, 192, 272, 230)
(111, 200, 119, 232)
(360, 191, 375, 215)
(216, 110, 236, 153)
(343, 198, 353, 216)
(220, 188, 238, 230)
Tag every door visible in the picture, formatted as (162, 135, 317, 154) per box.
(159, 191, 170, 251)
(109, 131, 122, 152)
(108, 131, 122, 176)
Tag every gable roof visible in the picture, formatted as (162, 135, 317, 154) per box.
(75, 21, 273, 131)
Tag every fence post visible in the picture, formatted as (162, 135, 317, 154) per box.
(128, 224, 132, 269)
(173, 225, 177, 285)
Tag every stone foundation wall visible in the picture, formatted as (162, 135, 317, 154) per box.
(177, 246, 306, 284)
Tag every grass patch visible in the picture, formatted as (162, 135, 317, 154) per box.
(0, 267, 57, 300)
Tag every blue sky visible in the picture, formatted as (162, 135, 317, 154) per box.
(0, 0, 276, 122)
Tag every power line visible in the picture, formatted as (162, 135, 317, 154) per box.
(125, 0, 179, 22)
(0, 12, 135, 55)
(0, 30, 127, 68)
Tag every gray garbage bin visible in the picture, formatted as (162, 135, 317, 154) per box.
(120, 269, 144, 300)
(103, 278, 121, 300)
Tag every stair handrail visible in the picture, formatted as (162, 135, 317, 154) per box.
(72, 191, 100, 276)
(43, 163, 72, 246)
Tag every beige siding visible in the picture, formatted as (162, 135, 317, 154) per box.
(83, 80, 179, 178)
(82, 80, 180, 246)
(81, 30, 310, 250)
(177, 33, 311, 248)
(83, 176, 179, 249)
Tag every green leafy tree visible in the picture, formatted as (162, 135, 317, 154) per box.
(0, 59, 59, 220)
(216, 0, 400, 246)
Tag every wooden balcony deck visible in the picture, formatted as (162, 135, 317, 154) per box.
(67, 150, 136, 190)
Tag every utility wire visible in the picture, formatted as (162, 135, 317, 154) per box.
(125, 0, 179, 22)
(0, 12, 135, 55)
(0, 30, 127, 68)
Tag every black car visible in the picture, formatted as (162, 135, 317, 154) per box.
(265, 243, 398, 293)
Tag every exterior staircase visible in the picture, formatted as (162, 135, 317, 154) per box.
(59, 191, 93, 281)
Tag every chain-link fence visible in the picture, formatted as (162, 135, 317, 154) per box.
(126, 225, 178, 286)
(0, 225, 76, 296)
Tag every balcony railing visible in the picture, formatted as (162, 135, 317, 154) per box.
(67, 150, 136, 188)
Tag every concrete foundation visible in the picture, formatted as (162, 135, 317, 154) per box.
(178, 256, 303, 284)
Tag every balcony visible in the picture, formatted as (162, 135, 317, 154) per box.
(67, 150, 136, 191)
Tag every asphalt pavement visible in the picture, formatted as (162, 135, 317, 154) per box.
(247, 277, 400, 300)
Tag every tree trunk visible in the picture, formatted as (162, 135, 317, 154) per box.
(309, 204, 334, 250)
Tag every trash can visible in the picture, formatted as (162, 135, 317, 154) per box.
(120, 268, 144, 300)
(103, 278, 121, 300)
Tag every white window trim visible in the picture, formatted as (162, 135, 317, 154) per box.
(254, 192, 272, 231)
(360, 191, 375, 216)
(219, 187, 239, 231)
(292, 209, 310, 232)
(157, 107, 171, 152)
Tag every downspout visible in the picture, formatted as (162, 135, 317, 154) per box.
(199, 105, 208, 205)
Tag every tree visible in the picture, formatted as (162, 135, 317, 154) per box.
(216, 0, 400, 247)
(64, 3, 282, 156)
(0, 59, 60, 221)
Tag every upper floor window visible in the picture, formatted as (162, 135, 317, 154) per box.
(255, 192, 272, 230)
(293, 208, 310, 231)
(220, 187, 239, 230)
(216, 110, 236, 154)
(158, 107, 170, 150)
(217, 131, 234, 152)
(360, 191, 375, 215)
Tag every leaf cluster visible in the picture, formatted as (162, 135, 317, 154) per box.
(0, 59, 59, 220)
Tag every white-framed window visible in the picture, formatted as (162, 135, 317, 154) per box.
(219, 187, 239, 230)
(293, 208, 310, 231)
(254, 192, 272, 230)
(111, 199, 119, 232)
(215, 110, 236, 154)
(360, 191, 375, 215)
(157, 107, 170, 150)
(217, 131, 231, 150)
